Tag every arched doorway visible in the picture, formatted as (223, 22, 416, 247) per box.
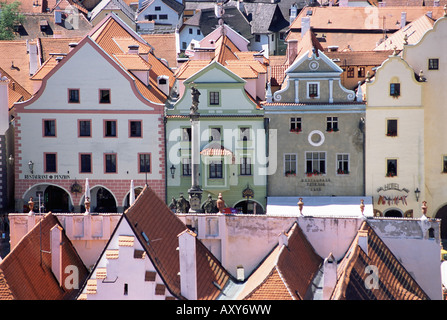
(44, 185, 69, 213)
(234, 200, 264, 214)
(95, 187, 117, 213)
(435, 205, 447, 249)
(384, 209, 403, 218)
(124, 187, 143, 210)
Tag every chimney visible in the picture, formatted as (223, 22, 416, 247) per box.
(323, 253, 337, 300)
(357, 229, 368, 255)
(400, 12, 407, 28)
(434, 0, 440, 6)
(50, 224, 63, 286)
(301, 17, 311, 38)
(128, 44, 139, 55)
(28, 42, 39, 76)
(178, 229, 197, 300)
(236, 265, 245, 281)
(286, 39, 298, 64)
(290, 4, 297, 24)
(157, 75, 169, 96)
(214, 3, 224, 18)
(0, 75, 9, 135)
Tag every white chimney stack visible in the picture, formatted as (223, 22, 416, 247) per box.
(322, 253, 337, 300)
(357, 229, 368, 255)
(50, 224, 63, 286)
(301, 17, 311, 39)
(290, 4, 297, 25)
(400, 12, 407, 28)
(0, 76, 9, 135)
(128, 44, 139, 55)
(178, 229, 197, 300)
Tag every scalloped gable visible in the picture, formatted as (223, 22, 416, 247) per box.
(286, 49, 343, 76)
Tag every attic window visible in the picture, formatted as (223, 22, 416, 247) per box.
(428, 58, 439, 70)
(99, 89, 111, 103)
(159, 78, 167, 85)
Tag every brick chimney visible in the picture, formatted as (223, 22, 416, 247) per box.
(50, 224, 63, 286)
(178, 229, 197, 300)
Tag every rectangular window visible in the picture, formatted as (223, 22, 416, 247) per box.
(308, 83, 319, 98)
(145, 14, 157, 20)
(386, 119, 398, 136)
(78, 120, 91, 137)
(240, 127, 251, 141)
(99, 89, 111, 103)
(154, 6, 161, 10)
(386, 159, 397, 177)
(182, 157, 191, 176)
(189, 28, 193, 34)
(159, 14, 168, 19)
(306, 152, 326, 175)
(443, 155, 447, 173)
(139, 153, 151, 173)
(255, 34, 260, 42)
(209, 91, 220, 105)
(43, 119, 56, 137)
(327, 117, 338, 132)
(209, 127, 221, 142)
(105, 153, 117, 173)
(124, 283, 128, 296)
(428, 58, 439, 70)
(390, 83, 400, 97)
(104, 120, 117, 137)
(80, 153, 92, 173)
(129, 120, 142, 137)
(337, 154, 349, 174)
(182, 127, 191, 141)
(284, 153, 297, 176)
(209, 160, 223, 179)
(197, 29, 200, 35)
(347, 67, 354, 78)
(45, 153, 57, 173)
(358, 67, 365, 78)
(68, 89, 80, 103)
(290, 117, 302, 133)
(240, 157, 252, 176)
(182, 42, 187, 49)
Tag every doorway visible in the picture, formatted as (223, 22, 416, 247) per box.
(44, 185, 69, 213)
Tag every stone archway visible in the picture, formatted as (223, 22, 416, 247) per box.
(234, 200, 264, 214)
(435, 204, 447, 249)
(44, 185, 70, 213)
(95, 187, 117, 213)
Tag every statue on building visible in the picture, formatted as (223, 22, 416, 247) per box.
(169, 196, 177, 212)
(190, 84, 200, 114)
(176, 194, 190, 213)
(203, 194, 218, 213)
(216, 193, 225, 213)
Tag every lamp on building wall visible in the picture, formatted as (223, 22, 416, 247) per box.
(8, 155, 14, 166)
(170, 164, 176, 179)
(414, 188, 421, 202)
(28, 160, 34, 174)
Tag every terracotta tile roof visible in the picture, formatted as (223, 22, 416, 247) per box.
(113, 53, 152, 70)
(140, 33, 178, 69)
(174, 60, 210, 79)
(30, 55, 62, 81)
(124, 185, 233, 300)
(200, 142, 234, 157)
(239, 222, 323, 300)
(374, 14, 436, 51)
(0, 40, 34, 94)
(38, 37, 83, 62)
(331, 221, 430, 300)
(0, 67, 32, 109)
(0, 213, 89, 300)
(325, 50, 394, 66)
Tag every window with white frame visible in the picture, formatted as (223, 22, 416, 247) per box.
(337, 154, 349, 174)
(307, 82, 319, 98)
(209, 160, 223, 178)
(284, 153, 297, 176)
(290, 117, 302, 133)
(182, 157, 191, 176)
(306, 152, 326, 175)
(240, 157, 252, 176)
(326, 117, 339, 132)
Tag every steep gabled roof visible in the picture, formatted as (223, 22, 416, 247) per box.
(123, 185, 233, 300)
(0, 213, 89, 300)
(238, 222, 323, 300)
(0, 67, 32, 109)
(331, 221, 430, 300)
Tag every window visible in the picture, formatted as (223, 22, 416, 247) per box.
(284, 154, 297, 176)
(182, 127, 191, 141)
(189, 28, 193, 34)
(209, 127, 221, 142)
(255, 34, 261, 42)
(240, 127, 251, 141)
(327, 117, 338, 132)
(129, 121, 142, 137)
(104, 120, 117, 137)
(45, 153, 57, 173)
(99, 89, 111, 103)
(390, 83, 400, 97)
(209, 160, 223, 178)
(197, 29, 201, 35)
(182, 157, 191, 176)
(154, 6, 161, 10)
(308, 83, 319, 98)
(78, 120, 91, 137)
(80, 153, 92, 173)
(386, 119, 398, 136)
(347, 67, 354, 78)
(159, 14, 168, 19)
(68, 89, 80, 103)
(337, 154, 349, 174)
(209, 91, 220, 105)
(358, 67, 366, 78)
(124, 283, 128, 296)
(139, 153, 151, 173)
(240, 157, 252, 176)
(105, 153, 117, 173)
(428, 58, 439, 70)
(145, 14, 156, 20)
(386, 159, 397, 177)
(43, 120, 56, 137)
(182, 42, 187, 49)
(306, 152, 326, 175)
(290, 117, 302, 133)
(442, 155, 447, 173)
